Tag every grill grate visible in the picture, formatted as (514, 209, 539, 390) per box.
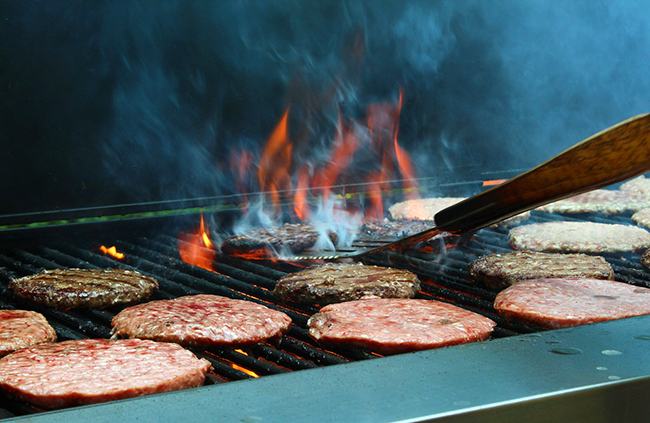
(0, 209, 648, 417)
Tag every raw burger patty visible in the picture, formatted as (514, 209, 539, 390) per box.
(509, 221, 650, 253)
(494, 278, 650, 329)
(0, 338, 211, 410)
(308, 298, 496, 355)
(535, 189, 650, 215)
(469, 251, 614, 289)
(388, 197, 529, 228)
(388, 197, 465, 220)
(221, 222, 338, 255)
(0, 310, 57, 357)
(9, 268, 159, 310)
(112, 294, 292, 347)
(273, 262, 420, 304)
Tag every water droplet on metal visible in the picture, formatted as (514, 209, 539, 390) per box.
(602, 350, 623, 356)
(549, 348, 583, 355)
(596, 366, 608, 371)
(635, 335, 650, 341)
(545, 340, 561, 345)
(608, 375, 622, 381)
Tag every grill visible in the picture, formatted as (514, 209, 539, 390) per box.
(2, 205, 650, 422)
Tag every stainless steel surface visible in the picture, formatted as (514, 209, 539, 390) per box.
(7, 314, 650, 423)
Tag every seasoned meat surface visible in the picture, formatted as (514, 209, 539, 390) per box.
(509, 221, 650, 253)
(111, 294, 292, 347)
(9, 268, 159, 310)
(357, 219, 434, 240)
(469, 251, 614, 289)
(494, 278, 650, 329)
(273, 262, 420, 304)
(0, 338, 211, 410)
(0, 310, 57, 357)
(308, 298, 496, 355)
(221, 222, 338, 256)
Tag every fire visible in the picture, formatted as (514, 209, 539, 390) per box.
(232, 349, 260, 378)
(483, 179, 507, 187)
(178, 213, 215, 271)
(251, 91, 418, 224)
(258, 107, 293, 210)
(99, 245, 125, 259)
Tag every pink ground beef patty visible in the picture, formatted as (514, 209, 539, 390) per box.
(308, 298, 496, 355)
(494, 278, 650, 329)
(0, 338, 211, 410)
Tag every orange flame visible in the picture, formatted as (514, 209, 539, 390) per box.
(258, 107, 293, 210)
(178, 214, 215, 271)
(393, 90, 419, 199)
(232, 349, 260, 378)
(99, 245, 125, 260)
(483, 179, 507, 187)
(294, 165, 311, 221)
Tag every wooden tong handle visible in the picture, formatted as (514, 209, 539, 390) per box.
(435, 113, 650, 232)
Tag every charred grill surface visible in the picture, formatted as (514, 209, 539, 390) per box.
(0, 210, 646, 417)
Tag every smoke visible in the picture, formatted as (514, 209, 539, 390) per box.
(2, 0, 650, 215)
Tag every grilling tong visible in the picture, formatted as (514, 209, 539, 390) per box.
(285, 113, 650, 260)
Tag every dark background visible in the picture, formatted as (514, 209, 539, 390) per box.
(1, 0, 650, 217)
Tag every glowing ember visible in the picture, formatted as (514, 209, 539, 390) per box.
(178, 214, 215, 271)
(99, 245, 125, 260)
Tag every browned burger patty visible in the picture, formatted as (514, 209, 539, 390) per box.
(0, 310, 57, 357)
(308, 298, 496, 355)
(9, 268, 158, 310)
(0, 338, 211, 410)
(221, 222, 339, 256)
(494, 278, 650, 329)
(111, 294, 292, 347)
(273, 262, 421, 304)
(509, 221, 650, 253)
(468, 251, 615, 289)
(357, 219, 434, 240)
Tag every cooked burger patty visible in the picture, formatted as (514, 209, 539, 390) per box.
(534, 189, 650, 215)
(357, 219, 435, 240)
(221, 222, 339, 256)
(469, 251, 615, 289)
(273, 262, 420, 304)
(0, 310, 57, 357)
(509, 221, 650, 253)
(111, 294, 292, 347)
(308, 298, 496, 355)
(0, 338, 211, 410)
(9, 268, 159, 310)
(494, 278, 650, 329)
